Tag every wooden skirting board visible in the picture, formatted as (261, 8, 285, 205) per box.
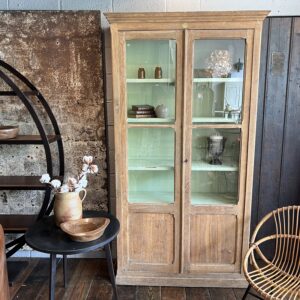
(116, 273, 248, 288)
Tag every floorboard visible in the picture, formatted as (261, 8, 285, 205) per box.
(161, 287, 186, 300)
(209, 288, 237, 300)
(7, 258, 252, 300)
(185, 287, 210, 300)
(136, 286, 161, 300)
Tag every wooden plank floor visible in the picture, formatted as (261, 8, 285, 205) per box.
(8, 258, 257, 300)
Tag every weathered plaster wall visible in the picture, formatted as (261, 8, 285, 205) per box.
(0, 12, 107, 215)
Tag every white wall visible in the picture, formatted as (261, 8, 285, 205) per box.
(1, 0, 300, 16)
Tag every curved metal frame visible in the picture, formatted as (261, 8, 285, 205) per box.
(0, 60, 64, 257)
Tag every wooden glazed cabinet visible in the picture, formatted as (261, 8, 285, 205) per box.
(105, 11, 269, 287)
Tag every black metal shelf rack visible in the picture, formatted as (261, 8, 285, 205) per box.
(0, 60, 64, 257)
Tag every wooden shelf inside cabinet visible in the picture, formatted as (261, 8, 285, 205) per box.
(0, 214, 37, 233)
(191, 193, 237, 205)
(192, 117, 239, 124)
(0, 176, 63, 190)
(0, 135, 61, 144)
(127, 118, 175, 124)
(128, 159, 174, 171)
(192, 160, 238, 172)
(129, 191, 173, 204)
(126, 78, 174, 84)
(193, 78, 243, 83)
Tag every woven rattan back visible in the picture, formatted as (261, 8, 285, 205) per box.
(244, 206, 300, 299)
(251, 206, 300, 276)
(270, 206, 300, 278)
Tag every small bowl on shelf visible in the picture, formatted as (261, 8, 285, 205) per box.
(0, 125, 19, 140)
(60, 217, 110, 242)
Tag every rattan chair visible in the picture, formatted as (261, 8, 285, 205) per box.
(243, 206, 300, 300)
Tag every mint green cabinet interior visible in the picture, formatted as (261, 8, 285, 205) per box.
(126, 40, 176, 124)
(191, 128, 240, 205)
(193, 39, 245, 124)
(128, 127, 175, 204)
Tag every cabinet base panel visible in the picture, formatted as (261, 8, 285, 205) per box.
(116, 273, 248, 288)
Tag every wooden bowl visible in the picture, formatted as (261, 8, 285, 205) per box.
(60, 217, 110, 242)
(0, 125, 19, 140)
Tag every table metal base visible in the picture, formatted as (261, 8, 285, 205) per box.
(49, 246, 118, 300)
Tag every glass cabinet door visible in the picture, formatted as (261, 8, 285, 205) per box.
(126, 39, 176, 124)
(125, 37, 178, 205)
(191, 128, 240, 205)
(128, 127, 175, 204)
(186, 33, 250, 274)
(192, 39, 245, 124)
(190, 37, 246, 206)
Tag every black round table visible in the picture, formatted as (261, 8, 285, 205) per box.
(25, 210, 120, 300)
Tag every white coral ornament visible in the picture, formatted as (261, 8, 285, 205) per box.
(206, 50, 232, 78)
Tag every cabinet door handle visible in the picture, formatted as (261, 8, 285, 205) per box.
(183, 159, 188, 163)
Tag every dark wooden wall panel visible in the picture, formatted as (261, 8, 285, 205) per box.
(252, 17, 300, 238)
(258, 18, 292, 223)
(279, 17, 300, 208)
(251, 18, 269, 234)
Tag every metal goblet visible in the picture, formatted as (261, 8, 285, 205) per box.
(207, 135, 226, 165)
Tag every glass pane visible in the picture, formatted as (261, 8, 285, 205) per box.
(128, 128, 175, 204)
(193, 39, 245, 124)
(126, 40, 176, 124)
(191, 128, 240, 205)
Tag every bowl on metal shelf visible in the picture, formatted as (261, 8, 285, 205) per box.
(0, 125, 19, 140)
(60, 217, 110, 242)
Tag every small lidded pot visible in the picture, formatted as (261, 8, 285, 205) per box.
(138, 67, 145, 79)
(154, 66, 162, 79)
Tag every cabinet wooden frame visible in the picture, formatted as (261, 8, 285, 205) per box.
(114, 29, 184, 274)
(182, 29, 253, 275)
(106, 11, 269, 288)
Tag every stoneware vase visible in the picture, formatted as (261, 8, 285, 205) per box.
(54, 189, 86, 226)
(155, 104, 169, 118)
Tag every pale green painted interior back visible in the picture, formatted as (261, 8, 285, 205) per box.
(193, 39, 245, 121)
(126, 40, 176, 119)
(128, 128, 175, 203)
(191, 128, 240, 205)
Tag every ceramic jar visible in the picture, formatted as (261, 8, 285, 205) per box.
(154, 66, 162, 79)
(155, 104, 169, 118)
(138, 67, 145, 79)
(53, 190, 86, 226)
